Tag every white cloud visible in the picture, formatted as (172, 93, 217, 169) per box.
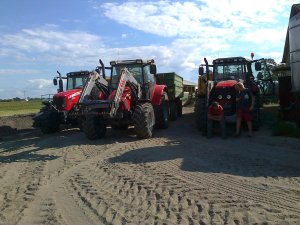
(0, 0, 296, 98)
(0, 25, 105, 67)
(101, 0, 293, 40)
(27, 79, 53, 89)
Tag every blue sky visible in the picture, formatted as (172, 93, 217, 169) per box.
(0, 0, 297, 99)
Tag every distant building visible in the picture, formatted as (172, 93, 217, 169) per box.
(183, 80, 197, 94)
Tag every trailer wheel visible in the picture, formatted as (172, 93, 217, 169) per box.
(133, 102, 155, 139)
(169, 101, 177, 121)
(176, 100, 183, 117)
(154, 92, 169, 129)
(82, 115, 106, 140)
(195, 97, 207, 135)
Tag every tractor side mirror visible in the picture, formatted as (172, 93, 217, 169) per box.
(53, 78, 58, 86)
(255, 62, 262, 71)
(150, 64, 157, 74)
(199, 66, 204, 75)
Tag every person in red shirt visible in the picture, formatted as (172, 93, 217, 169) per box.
(207, 101, 226, 138)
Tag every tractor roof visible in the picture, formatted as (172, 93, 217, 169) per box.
(213, 57, 251, 64)
(66, 71, 90, 77)
(110, 59, 153, 66)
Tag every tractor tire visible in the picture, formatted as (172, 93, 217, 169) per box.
(176, 100, 183, 117)
(133, 102, 155, 139)
(82, 115, 106, 140)
(34, 110, 61, 134)
(195, 97, 207, 135)
(169, 101, 177, 121)
(154, 92, 169, 129)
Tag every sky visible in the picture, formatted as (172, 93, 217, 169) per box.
(0, 0, 297, 99)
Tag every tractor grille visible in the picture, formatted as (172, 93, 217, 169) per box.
(53, 96, 66, 110)
(210, 87, 236, 116)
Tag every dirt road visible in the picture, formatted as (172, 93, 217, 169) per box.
(0, 108, 299, 225)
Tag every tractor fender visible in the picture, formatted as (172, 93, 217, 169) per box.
(151, 85, 168, 106)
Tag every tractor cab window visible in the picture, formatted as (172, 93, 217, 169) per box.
(214, 64, 246, 82)
(111, 65, 143, 89)
(67, 76, 87, 90)
(143, 65, 155, 85)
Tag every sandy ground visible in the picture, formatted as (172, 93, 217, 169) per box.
(0, 107, 300, 225)
(0, 114, 35, 138)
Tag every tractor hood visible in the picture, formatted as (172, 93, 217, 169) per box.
(215, 80, 237, 88)
(54, 89, 82, 99)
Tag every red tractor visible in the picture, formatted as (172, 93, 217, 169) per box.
(33, 69, 92, 133)
(76, 59, 172, 139)
(195, 57, 265, 135)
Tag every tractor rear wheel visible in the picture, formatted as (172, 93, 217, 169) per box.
(133, 102, 155, 139)
(82, 115, 106, 140)
(195, 97, 207, 134)
(169, 101, 177, 121)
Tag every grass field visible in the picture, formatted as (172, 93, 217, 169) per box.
(0, 100, 43, 116)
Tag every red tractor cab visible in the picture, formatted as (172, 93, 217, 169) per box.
(195, 57, 264, 135)
(33, 70, 90, 133)
(77, 59, 173, 139)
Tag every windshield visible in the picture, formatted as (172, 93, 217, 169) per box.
(111, 64, 143, 89)
(214, 63, 246, 82)
(67, 76, 87, 90)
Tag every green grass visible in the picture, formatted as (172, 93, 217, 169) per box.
(0, 100, 43, 116)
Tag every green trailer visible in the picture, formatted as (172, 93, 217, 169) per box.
(156, 72, 183, 120)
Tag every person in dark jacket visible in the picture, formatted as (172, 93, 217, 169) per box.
(234, 82, 255, 137)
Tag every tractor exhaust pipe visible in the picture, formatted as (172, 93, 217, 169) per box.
(99, 59, 106, 79)
(56, 71, 63, 93)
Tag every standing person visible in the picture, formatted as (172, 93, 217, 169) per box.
(234, 82, 255, 137)
(207, 101, 226, 139)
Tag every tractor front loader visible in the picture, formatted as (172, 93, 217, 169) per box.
(76, 59, 171, 139)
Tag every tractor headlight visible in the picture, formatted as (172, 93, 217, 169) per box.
(218, 95, 223, 100)
(226, 94, 231, 99)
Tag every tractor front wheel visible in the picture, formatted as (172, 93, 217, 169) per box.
(82, 115, 106, 140)
(133, 102, 155, 139)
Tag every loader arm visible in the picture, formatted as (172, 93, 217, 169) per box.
(110, 68, 141, 117)
(78, 71, 108, 103)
